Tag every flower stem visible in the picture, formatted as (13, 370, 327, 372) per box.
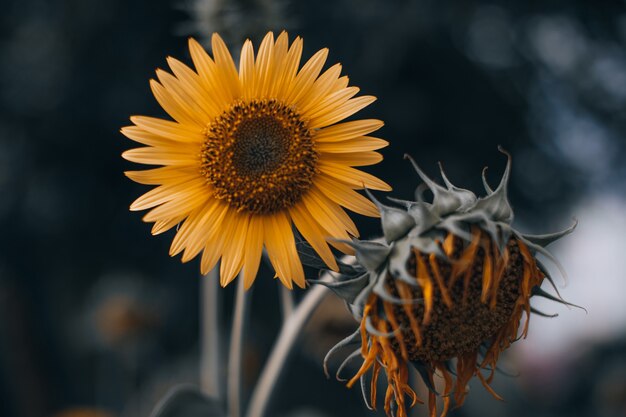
(228, 274, 251, 417)
(245, 274, 331, 417)
(200, 266, 222, 399)
(279, 285, 295, 322)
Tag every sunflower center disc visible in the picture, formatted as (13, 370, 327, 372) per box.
(201, 99, 318, 215)
(388, 237, 522, 362)
(231, 116, 289, 176)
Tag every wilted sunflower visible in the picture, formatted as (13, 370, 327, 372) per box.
(122, 31, 390, 289)
(322, 149, 577, 417)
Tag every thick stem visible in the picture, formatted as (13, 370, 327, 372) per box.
(228, 275, 251, 417)
(200, 266, 221, 399)
(245, 274, 331, 417)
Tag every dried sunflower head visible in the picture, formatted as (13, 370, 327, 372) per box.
(321, 148, 577, 417)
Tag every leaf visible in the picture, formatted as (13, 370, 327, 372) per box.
(295, 234, 329, 270)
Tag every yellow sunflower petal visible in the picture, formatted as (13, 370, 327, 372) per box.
(242, 215, 264, 289)
(142, 183, 208, 222)
(304, 86, 360, 120)
(314, 119, 384, 142)
(121, 125, 196, 148)
(199, 207, 238, 275)
(314, 174, 380, 217)
(264, 213, 305, 289)
(170, 200, 226, 257)
(297, 63, 343, 112)
(328, 239, 356, 256)
(317, 136, 389, 153)
(267, 31, 289, 97)
(200, 239, 224, 275)
(138, 181, 207, 220)
(156, 69, 212, 125)
(262, 216, 289, 288)
(124, 166, 197, 185)
(220, 213, 249, 286)
(150, 79, 199, 126)
(152, 214, 186, 235)
(275, 36, 303, 99)
(311, 187, 359, 236)
(320, 151, 383, 167)
(284, 48, 328, 104)
(309, 95, 377, 129)
(180, 203, 229, 261)
(318, 160, 392, 191)
(333, 75, 349, 91)
(301, 189, 354, 240)
(166, 56, 224, 117)
(239, 39, 257, 99)
(211, 33, 242, 99)
(289, 202, 339, 272)
(255, 32, 275, 97)
(129, 116, 204, 143)
(129, 177, 205, 211)
(122, 146, 199, 166)
(188, 37, 232, 106)
(299, 193, 356, 256)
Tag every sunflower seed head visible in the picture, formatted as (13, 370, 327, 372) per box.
(325, 149, 576, 318)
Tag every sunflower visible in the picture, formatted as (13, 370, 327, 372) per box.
(122, 32, 390, 289)
(322, 149, 577, 417)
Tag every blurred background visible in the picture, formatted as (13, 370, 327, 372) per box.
(1, 0, 626, 416)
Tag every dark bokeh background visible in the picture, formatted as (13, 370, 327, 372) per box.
(1, 1, 626, 416)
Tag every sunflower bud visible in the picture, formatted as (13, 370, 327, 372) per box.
(322, 149, 577, 417)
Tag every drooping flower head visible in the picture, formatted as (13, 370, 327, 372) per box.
(322, 149, 577, 417)
(122, 32, 390, 289)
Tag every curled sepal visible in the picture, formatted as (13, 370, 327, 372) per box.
(351, 271, 380, 314)
(337, 350, 363, 382)
(309, 272, 371, 304)
(472, 147, 513, 224)
(343, 239, 391, 272)
(520, 237, 569, 286)
(481, 166, 494, 195)
(366, 315, 398, 337)
(365, 188, 416, 243)
(360, 373, 374, 410)
(373, 269, 424, 305)
(404, 154, 474, 216)
(438, 162, 477, 211)
(530, 307, 559, 318)
(531, 286, 587, 312)
(150, 385, 225, 417)
(388, 237, 445, 288)
(440, 210, 507, 254)
(408, 203, 440, 234)
(520, 219, 578, 248)
(387, 196, 417, 208)
(323, 328, 361, 378)
(388, 240, 423, 287)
